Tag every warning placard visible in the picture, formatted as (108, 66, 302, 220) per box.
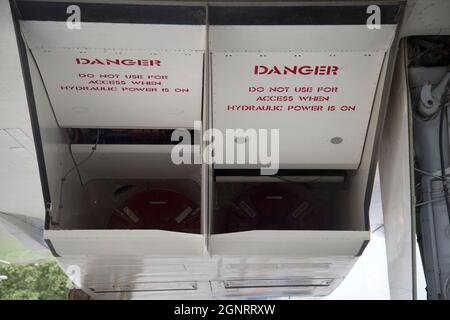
(212, 52, 385, 169)
(32, 48, 204, 128)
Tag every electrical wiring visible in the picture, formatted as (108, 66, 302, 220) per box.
(416, 196, 448, 208)
(414, 168, 446, 180)
(408, 44, 444, 65)
(55, 130, 100, 225)
(62, 128, 100, 186)
(27, 48, 97, 188)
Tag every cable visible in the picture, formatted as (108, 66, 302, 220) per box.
(408, 45, 444, 65)
(62, 129, 100, 186)
(28, 48, 96, 188)
(415, 168, 445, 180)
(416, 196, 448, 208)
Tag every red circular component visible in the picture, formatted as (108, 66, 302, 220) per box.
(108, 189, 200, 233)
(215, 183, 323, 233)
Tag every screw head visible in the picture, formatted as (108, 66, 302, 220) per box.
(330, 137, 343, 144)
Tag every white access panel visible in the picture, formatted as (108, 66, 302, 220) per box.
(30, 48, 203, 128)
(210, 230, 369, 257)
(20, 21, 206, 51)
(45, 230, 204, 256)
(20, 21, 206, 128)
(209, 25, 396, 52)
(212, 51, 385, 169)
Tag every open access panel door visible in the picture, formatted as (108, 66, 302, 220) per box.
(208, 4, 401, 297)
(18, 2, 205, 129)
(14, 1, 206, 258)
(210, 5, 398, 170)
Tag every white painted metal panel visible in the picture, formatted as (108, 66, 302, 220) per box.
(400, 0, 450, 36)
(210, 25, 396, 52)
(378, 42, 415, 300)
(55, 253, 356, 299)
(210, 230, 369, 256)
(19, 21, 206, 128)
(212, 52, 385, 169)
(70, 144, 200, 181)
(31, 48, 203, 128)
(210, 278, 335, 298)
(45, 230, 203, 256)
(20, 21, 206, 51)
